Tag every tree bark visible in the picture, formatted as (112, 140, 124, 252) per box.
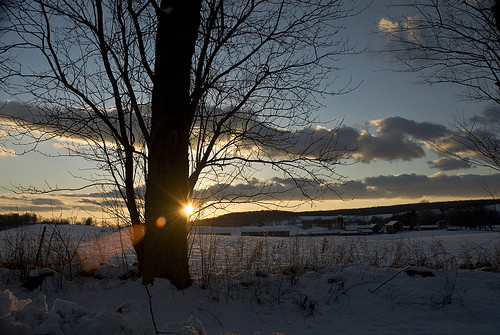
(142, 0, 202, 289)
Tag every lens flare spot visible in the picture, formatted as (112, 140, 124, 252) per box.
(77, 224, 145, 274)
(156, 216, 167, 228)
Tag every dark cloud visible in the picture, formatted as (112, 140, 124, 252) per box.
(341, 173, 500, 200)
(0, 194, 65, 207)
(0, 205, 67, 213)
(0, 100, 37, 121)
(198, 177, 313, 201)
(428, 157, 472, 171)
(234, 116, 446, 163)
(0, 100, 151, 144)
(356, 129, 425, 162)
(0, 193, 102, 215)
(3, 101, 497, 172)
(436, 107, 500, 168)
(373, 116, 446, 140)
(0, 204, 99, 214)
(197, 172, 500, 201)
(241, 112, 498, 170)
(29, 197, 65, 206)
(237, 120, 354, 160)
(333, 117, 447, 163)
(469, 106, 500, 123)
(1, 172, 497, 214)
(0, 101, 451, 168)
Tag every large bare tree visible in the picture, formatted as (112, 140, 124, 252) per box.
(0, 0, 356, 288)
(379, 0, 500, 172)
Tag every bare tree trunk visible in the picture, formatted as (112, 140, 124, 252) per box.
(494, 0, 500, 34)
(1, 0, 355, 288)
(141, 0, 201, 289)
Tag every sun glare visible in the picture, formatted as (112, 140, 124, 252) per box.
(183, 203, 195, 217)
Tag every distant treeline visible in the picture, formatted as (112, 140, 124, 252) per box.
(0, 213, 39, 228)
(0, 213, 94, 230)
(196, 199, 500, 228)
(380, 205, 499, 230)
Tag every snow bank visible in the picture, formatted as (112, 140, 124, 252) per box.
(0, 289, 150, 334)
(1, 226, 500, 334)
(0, 288, 212, 335)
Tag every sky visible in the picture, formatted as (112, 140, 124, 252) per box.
(0, 1, 499, 221)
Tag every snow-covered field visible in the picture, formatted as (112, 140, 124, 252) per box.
(1, 224, 500, 334)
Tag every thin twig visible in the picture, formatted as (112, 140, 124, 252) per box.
(369, 265, 411, 294)
(144, 284, 169, 335)
(198, 307, 223, 328)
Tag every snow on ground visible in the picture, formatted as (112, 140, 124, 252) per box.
(1, 225, 500, 334)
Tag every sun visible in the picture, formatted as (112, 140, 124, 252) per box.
(183, 203, 195, 217)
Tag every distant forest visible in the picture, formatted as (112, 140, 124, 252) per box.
(197, 199, 500, 229)
(0, 213, 94, 230)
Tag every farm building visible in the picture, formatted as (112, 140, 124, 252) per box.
(368, 223, 383, 233)
(352, 223, 383, 235)
(385, 220, 403, 234)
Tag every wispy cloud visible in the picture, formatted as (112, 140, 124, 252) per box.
(378, 18, 399, 33)
(28, 197, 65, 206)
(198, 172, 500, 201)
(428, 157, 472, 171)
(342, 172, 500, 200)
(0, 146, 15, 156)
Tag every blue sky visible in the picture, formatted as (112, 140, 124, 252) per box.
(0, 1, 498, 220)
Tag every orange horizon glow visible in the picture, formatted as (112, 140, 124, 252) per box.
(0, 196, 490, 223)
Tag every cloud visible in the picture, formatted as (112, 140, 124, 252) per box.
(371, 117, 446, 140)
(0, 100, 151, 145)
(197, 172, 500, 202)
(0, 100, 38, 121)
(470, 107, 500, 123)
(0, 146, 15, 156)
(377, 14, 437, 64)
(356, 128, 425, 162)
(433, 107, 500, 168)
(3, 101, 497, 172)
(378, 16, 422, 43)
(2, 171, 497, 215)
(29, 197, 65, 206)
(198, 177, 308, 201)
(0, 193, 103, 215)
(340, 172, 500, 200)
(0, 194, 65, 209)
(274, 125, 354, 159)
(2, 100, 353, 162)
(231, 113, 493, 168)
(333, 116, 448, 163)
(337, 112, 498, 171)
(428, 157, 472, 171)
(378, 18, 399, 33)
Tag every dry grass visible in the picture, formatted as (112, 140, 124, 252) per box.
(0, 224, 131, 288)
(1, 225, 499, 296)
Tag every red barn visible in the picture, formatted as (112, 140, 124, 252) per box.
(385, 221, 403, 234)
